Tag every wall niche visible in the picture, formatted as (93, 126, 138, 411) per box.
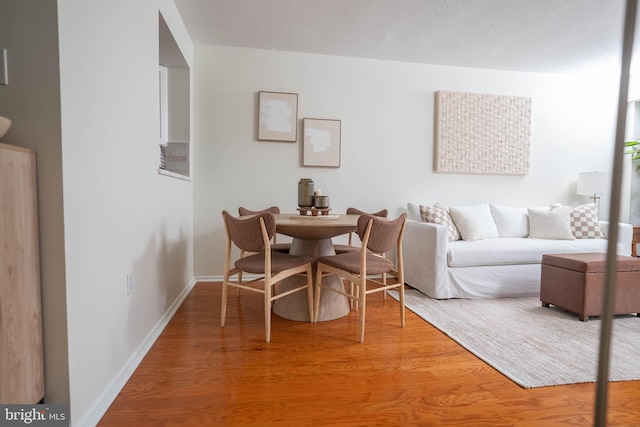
(159, 12, 190, 178)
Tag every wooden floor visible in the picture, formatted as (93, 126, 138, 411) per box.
(99, 282, 640, 426)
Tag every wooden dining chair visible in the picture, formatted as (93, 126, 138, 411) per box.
(334, 207, 388, 254)
(221, 210, 315, 342)
(334, 208, 389, 309)
(237, 206, 291, 296)
(314, 213, 407, 342)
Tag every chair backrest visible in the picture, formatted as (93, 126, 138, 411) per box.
(346, 207, 388, 217)
(357, 213, 407, 255)
(345, 208, 388, 245)
(238, 206, 281, 216)
(222, 210, 276, 253)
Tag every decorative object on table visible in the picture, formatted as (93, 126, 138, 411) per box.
(577, 171, 610, 204)
(303, 118, 341, 167)
(313, 195, 330, 209)
(258, 91, 298, 142)
(297, 178, 314, 208)
(434, 90, 531, 175)
(296, 207, 332, 216)
(295, 195, 332, 216)
(0, 116, 11, 139)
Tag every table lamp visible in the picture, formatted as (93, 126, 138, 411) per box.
(577, 171, 610, 204)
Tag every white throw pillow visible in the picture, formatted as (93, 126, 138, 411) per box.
(571, 203, 604, 239)
(407, 203, 421, 221)
(489, 204, 529, 238)
(449, 203, 500, 241)
(528, 205, 575, 240)
(419, 203, 460, 242)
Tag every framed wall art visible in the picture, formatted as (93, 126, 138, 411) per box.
(258, 91, 298, 142)
(303, 118, 341, 168)
(434, 90, 531, 175)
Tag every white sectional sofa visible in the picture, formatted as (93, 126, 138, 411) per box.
(403, 202, 633, 299)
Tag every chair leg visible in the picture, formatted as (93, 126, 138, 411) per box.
(348, 281, 360, 311)
(221, 274, 229, 327)
(305, 267, 315, 322)
(314, 267, 324, 322)
(237, 250, 245, 296)
(399, 283, 405, 328)
(265, 281, 272, 343)
(382, 273, 387, 299)
(349, 282, 354, 310)
(353, 282, 360, 311)
(358, 279, 366, 343)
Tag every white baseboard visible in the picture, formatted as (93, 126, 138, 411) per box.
(195, 275, 224, 282)
(79, 277, 197, 427)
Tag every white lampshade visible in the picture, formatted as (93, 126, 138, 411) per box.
(577, 172, 610, 197)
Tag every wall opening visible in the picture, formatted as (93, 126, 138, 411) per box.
(159, 12, 190, 178)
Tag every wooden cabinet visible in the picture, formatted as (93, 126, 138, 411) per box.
(0, 143, 44, 403)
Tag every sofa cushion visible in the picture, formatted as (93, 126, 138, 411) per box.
(419, 203, 460, 242)
(449, 203, 499, 241)
(528, 205, 575, 240)
(489, 204, 529, 238)
(571, 203, 604, 239)
(447, 237, 609, 267)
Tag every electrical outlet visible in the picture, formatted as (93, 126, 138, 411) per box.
(126, 272, 134, 296)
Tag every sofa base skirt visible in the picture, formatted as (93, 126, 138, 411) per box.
(407, 263, 542, 299)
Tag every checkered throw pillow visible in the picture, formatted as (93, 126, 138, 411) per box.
(419, 203, 460, 241)
(571, 203, 604, 239)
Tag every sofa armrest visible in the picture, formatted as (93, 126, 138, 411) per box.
(402, 220, 452, 298)
(600, 221, 633, 256)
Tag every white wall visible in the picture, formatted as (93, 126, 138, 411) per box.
(0, 0, 70, 406)
(193, 46, 620, 277)
(56, 0, 194, 425)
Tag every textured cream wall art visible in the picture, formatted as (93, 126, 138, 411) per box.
(435, 91, 532, 175)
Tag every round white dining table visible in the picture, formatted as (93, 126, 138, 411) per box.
(272, 213, 359, 322)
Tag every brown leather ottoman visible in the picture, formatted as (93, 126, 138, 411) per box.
(540, 253, 640, 321)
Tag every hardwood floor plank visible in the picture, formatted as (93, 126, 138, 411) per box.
(98, 282, 640, 426)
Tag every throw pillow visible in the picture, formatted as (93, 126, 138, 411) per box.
(571, 203, 604, 239)
(449, 203, 500, 241)
(527, 204, 575, 240)
(407, 203, 421, 221)
(419, 203, 460, 242)
(489, 204, 529, 238)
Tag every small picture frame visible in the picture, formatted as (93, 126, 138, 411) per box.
(258, 91, 298, 142)
(303, 118, 341, 168)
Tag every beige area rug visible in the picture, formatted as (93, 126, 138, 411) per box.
(388, 289, 640, 388)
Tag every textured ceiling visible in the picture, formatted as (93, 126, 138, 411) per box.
(173, 0, 632, 74)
